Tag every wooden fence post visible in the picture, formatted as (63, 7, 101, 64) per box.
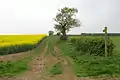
(103, 26, 108, 57)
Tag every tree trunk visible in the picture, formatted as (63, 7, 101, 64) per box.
(61, 27, 67, 40)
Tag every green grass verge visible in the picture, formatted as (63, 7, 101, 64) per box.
(46, 36, 58, 56)
(46, 36, 53, 56)
(49, 63, 63, 76)
(0, 56, 32, 77)
(51, 47, 56, 57)
(73, 55, 120, 77)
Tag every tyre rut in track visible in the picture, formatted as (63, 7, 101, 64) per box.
(49, 46, 78, 80)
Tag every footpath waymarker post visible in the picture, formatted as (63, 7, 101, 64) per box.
(103, 26, 108, 57)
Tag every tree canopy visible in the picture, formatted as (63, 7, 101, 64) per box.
(54, 7, 80, 40)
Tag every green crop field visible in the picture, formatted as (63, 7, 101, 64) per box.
(110, 36, 120, 54)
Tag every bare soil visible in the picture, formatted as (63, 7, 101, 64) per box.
(52, 46, 77, 80)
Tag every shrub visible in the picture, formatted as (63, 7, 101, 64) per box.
(69, 37, 115, 56)
(49, 31, 54, 36)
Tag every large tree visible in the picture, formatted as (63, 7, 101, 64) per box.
(54, 7, 80, 40)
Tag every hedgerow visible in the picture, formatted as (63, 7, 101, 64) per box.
(69, 37, 115, 56)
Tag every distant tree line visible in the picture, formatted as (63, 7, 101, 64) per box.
(81, 33, 120, 36)
(49, 31, 54, 36)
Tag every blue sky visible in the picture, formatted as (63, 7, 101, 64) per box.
(0, 0, 119, 34)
